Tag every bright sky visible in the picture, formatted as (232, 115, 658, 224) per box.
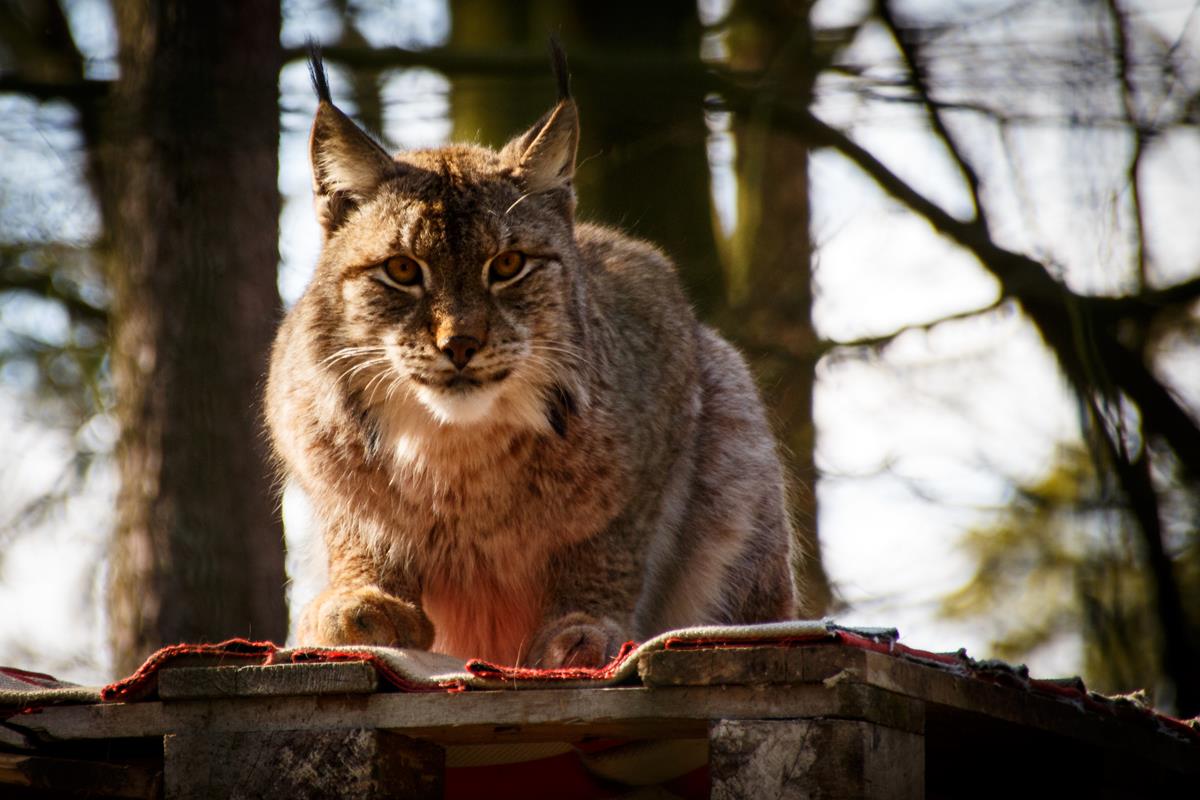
(1, 0, 1197, 686)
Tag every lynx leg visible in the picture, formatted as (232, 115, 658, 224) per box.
(527, 531, 645, 668)
(297, 537, 434, 650)
(528, 611, 626, 668)
(297, 584, 434, 649)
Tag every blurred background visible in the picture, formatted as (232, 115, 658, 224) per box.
(1, 0, 1198, 715)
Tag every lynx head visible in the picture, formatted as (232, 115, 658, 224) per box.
(303, 43, 585, 437)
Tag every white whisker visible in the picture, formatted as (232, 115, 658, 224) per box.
(362, 365, 395, 402)
(384, 371, 408, 405)
(336, 356, 391, 385)
(320, 345, 387, 367)
(504, 192, 534, 216)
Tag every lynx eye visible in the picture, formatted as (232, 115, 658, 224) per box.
(381, 255, 421, 287)
(488, 250, 526, 283)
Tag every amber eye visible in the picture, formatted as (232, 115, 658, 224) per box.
(381, 255, 421, 287)
(489, 250, 526, 283)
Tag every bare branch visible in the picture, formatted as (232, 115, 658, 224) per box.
(1105, 0, 1151, 289)
(709, 88, 1200, 480)
(1091, 274, 1200, 325)
(282, 44, 712, 84)
(0, 269, 108, 326)
(0, 74, 108, 103)
(823, 298, 1007, 355)
(1084, 393, 1200, 716)
(876, 0, 987, 227)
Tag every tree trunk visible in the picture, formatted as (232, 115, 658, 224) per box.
(104, 2, 286, 677)
(447, 0, 726, 315)
(726, 0, 832, 616)
(571, 0, 726, 316)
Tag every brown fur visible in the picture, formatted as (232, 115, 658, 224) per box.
(265, 49, 797, 667)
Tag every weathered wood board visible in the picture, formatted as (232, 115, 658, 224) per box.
(709, 719, 924, 800)
(0, 751, 161, 799)
(12, 682, 921, 745)
(5, 644, 1199, 799)
(158, 661, 378, 699)
(164, 729, 440, 800)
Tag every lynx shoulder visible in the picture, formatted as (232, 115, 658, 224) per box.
(265, 43, 797, 667)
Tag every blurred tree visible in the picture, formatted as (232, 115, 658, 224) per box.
(102, 1, 287, 675)
(941, 445, 1196, 697)
(445, 0, 728, 314)
(446, 0, 546, 145)
(329, 0, 386, 138)
(761, 0, 1200, 712)
(0, 0, 289, 675)
(0, 1, 108, 426)
(314, 0, 1200, 713)
(718, 0, 833, 616)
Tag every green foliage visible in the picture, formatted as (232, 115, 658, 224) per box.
(0, 242, 108, 419)
(942, 444, 1200, 698)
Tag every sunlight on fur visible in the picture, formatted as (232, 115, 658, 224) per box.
(265, 42, 799, 667)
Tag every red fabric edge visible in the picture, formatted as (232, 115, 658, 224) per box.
(289, 648, 467, 693)
(465, 640, 640, 682)
(94, 632, 1199, 743)
(1, 666, 70, 687)
(100, 639, 280, 702)
(100, 639, 470, 701)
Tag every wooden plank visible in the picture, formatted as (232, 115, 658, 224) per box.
(0, 752, 161, 798)
(0, 723, 36, 751)
(10, 682, 921, 745)
(643, 646, 1200, 776)
(158, 661, 378, 699)
(10, 644, 1196, 779)
(639, 645, 869, 687)
(709, 718, 924, 799)
(165, 729, 441, 800)
(639, 646, 795, 686)
(853, 650, 1200, 775)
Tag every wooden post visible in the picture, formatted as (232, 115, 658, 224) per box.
(709, 719, 924, 799)
(163, 728, 443, 800)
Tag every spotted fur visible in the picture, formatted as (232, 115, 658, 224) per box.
(265, 46, 797, 666)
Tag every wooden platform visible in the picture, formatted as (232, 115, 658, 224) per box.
(3, 644, 1197, 798)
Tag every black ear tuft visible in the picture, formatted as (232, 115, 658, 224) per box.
(307, 39, 332, 104)
(548, 35, 570, 101)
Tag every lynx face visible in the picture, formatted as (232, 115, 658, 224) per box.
(306, 80, 582, 434)
(324, 151, 577, 428)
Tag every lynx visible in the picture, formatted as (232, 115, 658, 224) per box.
(265, 44, 797, 668)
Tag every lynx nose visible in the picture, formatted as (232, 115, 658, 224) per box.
(441, 335, 481, 370)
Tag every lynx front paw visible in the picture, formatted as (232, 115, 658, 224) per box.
(296, 585, 434, 650)
(530, 613, 627, 668)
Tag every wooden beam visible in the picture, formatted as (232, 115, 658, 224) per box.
(640, 644, 835, 686)
(164, 729, 441, 800)
(11, 682, 920, 745)
(642, 646, 1200, 775)
(0, 724, 35, 751)
(8, 646, 1198, 787)
(158, 661, 378, 699)
(709, 719, 924, 799)
(0, 752, 161, 799)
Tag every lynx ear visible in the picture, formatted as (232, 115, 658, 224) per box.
(502, 39, 578, 195)
(308, 47, 395, 233)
